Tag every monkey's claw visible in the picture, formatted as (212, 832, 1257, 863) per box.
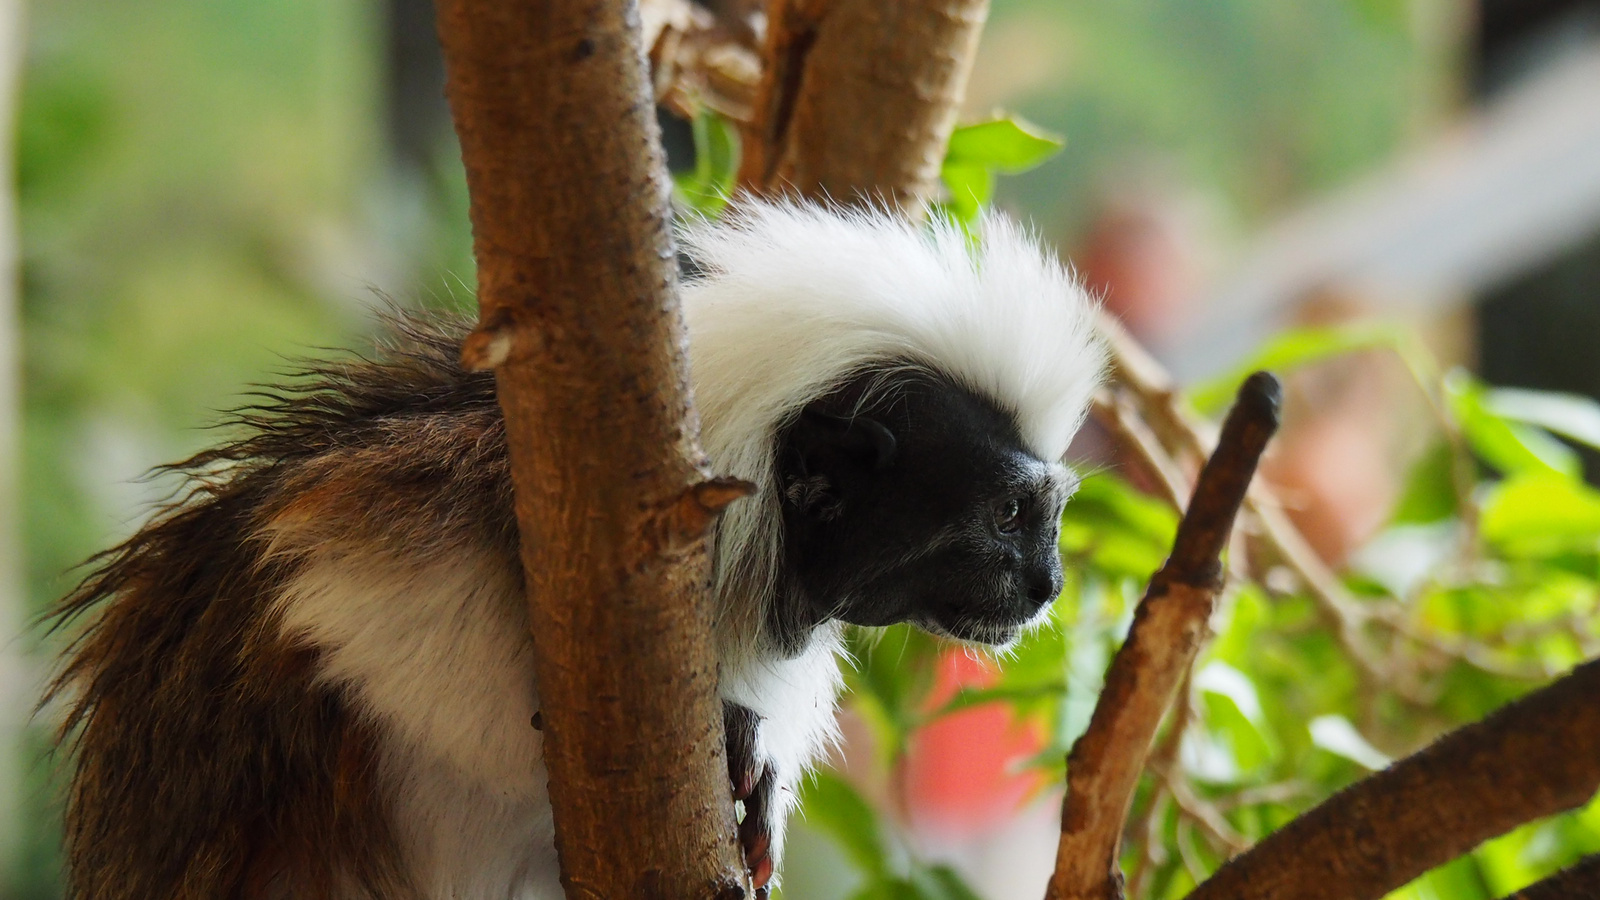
(724, 702, 776, 890)
(740, 768, 776, 890)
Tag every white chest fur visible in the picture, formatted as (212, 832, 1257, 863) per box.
(273, 547, 843, 899)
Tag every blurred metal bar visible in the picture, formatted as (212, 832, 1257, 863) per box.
(1168, 39, 1600, 379)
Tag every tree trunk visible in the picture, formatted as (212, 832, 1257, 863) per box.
(432, 2, 747, 898)
(738, 0, 989, 210)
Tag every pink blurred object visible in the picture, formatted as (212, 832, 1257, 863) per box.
(902, 651, 1048, 839)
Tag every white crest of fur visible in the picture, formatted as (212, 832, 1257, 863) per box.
(682, 200, 1105, 654)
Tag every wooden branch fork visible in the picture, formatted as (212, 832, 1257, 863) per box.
(1047, 372, 1282, 900)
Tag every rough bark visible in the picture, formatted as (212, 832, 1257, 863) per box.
(432, 2, 748, 899)
(737, 0, 990, 210)
(1047, 373, 1282, 900)
(1186, 659, 1600, 900)
(1499, 854, 1600, 900)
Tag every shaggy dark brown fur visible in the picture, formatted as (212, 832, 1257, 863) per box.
(46, 315, 514, 900)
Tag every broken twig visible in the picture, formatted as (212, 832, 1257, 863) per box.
(1046, 373, 1281, 900)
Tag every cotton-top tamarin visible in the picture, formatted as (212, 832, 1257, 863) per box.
(49, 201, 1104, 900)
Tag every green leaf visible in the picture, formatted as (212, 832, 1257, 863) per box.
(798, 771, 892, 879)
(843, 625, 942, 761)
(1060, 473, 1179, 580)
(1200, 689, 1277, 774)
(933, 681, 1068, 719)
(1481, 471, 1600, 552)
(937, 162, 993, 224)
(1187, 323, 1405, 415)
(1064, 472, 1179, 545)
(938, 115, 1063, 226)
(1308, 715, 1390, 770)
(1390, 440, 1459, 525)
(672, 108, 740, 217)
(1484, 387, 1600, 451)
(944, 117, 1064, 172)
(910, 866, 985, 900)
(1196, 661, 1264, 725)
(1447, 373, 1581, 478)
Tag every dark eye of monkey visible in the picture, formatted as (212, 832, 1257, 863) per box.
(994, 496, 1026, 534)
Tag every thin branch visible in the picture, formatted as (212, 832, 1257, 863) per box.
(1140, 675, 1249, 860)
(1122, 669, 1195, 899)
(1092, 312, 1212, 464)
(1165, 775, 1248, 857)
(1122, 671, 1192, 862)
(1046, 373, 1282, 900)
(1090, 388, 1190, 511)
(1185, 659, 1600, 900)
(1369, 606, 1556, 681)
(1211, 780, 1313, 813)
(1125, 790, 1172, 900)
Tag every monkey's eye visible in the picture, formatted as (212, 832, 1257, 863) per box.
(994, 497, 1025, 534)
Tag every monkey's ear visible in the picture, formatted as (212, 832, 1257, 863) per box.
(781, 410, 898, 519)
(793, 410, 898, 473)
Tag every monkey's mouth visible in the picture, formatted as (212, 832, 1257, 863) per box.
(917, 616, 1025, 648)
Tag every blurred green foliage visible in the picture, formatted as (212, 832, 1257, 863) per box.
(983, 0, 1447, 239)
(15, 0, 470, 895)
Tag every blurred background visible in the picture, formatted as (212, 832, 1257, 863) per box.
(4, 0, 1600, 897)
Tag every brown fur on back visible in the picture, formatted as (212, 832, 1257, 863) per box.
(46, 314, 513, 900)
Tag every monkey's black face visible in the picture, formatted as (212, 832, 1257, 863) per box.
(773, 368, 1076, 649)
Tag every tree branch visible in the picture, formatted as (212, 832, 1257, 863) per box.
(737, 0, 989, 210)
(1046, 373, 1282, 900)
(433, 1, 747, 897)
(1185, 659, 1600, 900)
(1089, 388, 1189, 511)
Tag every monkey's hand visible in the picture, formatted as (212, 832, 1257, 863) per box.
(724, 701, 775, 897)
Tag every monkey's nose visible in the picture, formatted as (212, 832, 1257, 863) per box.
(1024, 570, 1062, 606)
